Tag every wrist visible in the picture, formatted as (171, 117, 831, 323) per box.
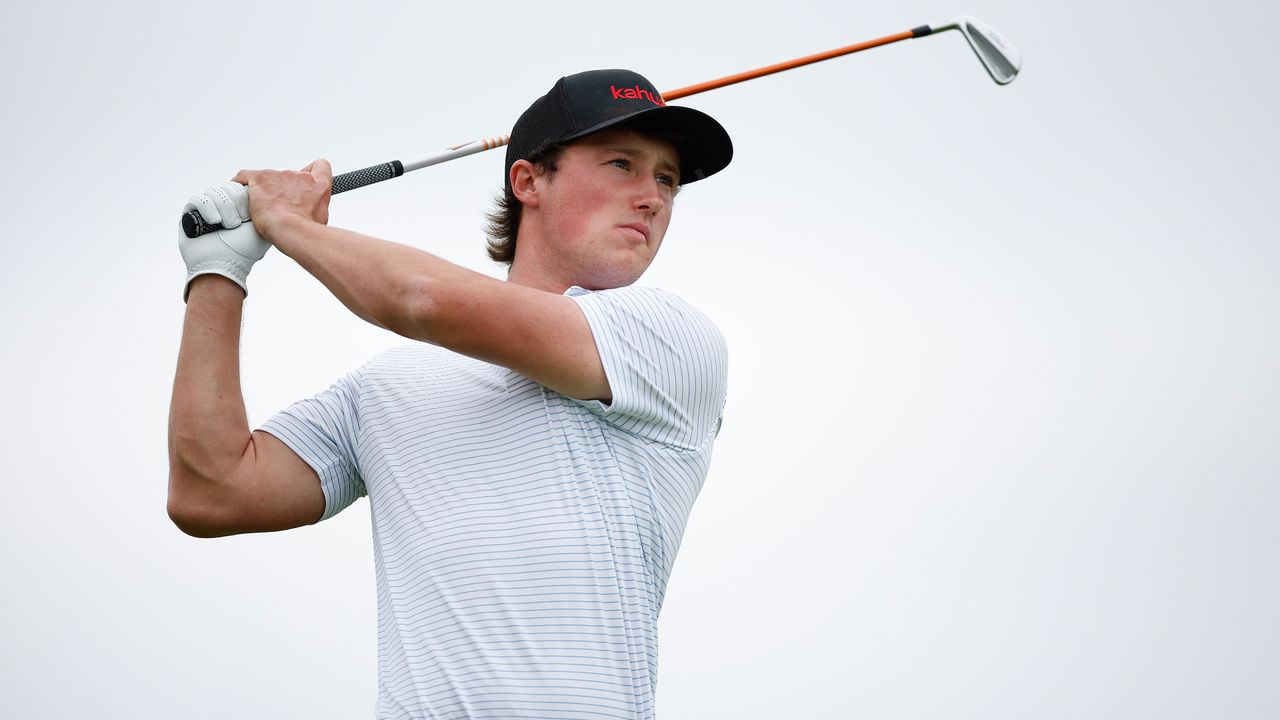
(186, 274, 247, 303)
(255, 210, 318, 249)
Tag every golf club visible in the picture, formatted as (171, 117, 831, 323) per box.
(181, 16, 1020, 238)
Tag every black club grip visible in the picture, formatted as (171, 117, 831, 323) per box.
(332, 160, 404, 195)
(180, 160, 405, 238)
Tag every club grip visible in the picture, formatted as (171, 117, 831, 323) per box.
(332, 160, 404, 195)
(180, 160, 406, 238)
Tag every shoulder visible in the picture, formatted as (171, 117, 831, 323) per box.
(568, 283, 693, 309)
(564, 285, 728, 447)
(568, 285, 725, 345)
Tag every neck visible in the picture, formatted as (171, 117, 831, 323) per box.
(506, 257, 569, 294)
(506, 214, 576, 293)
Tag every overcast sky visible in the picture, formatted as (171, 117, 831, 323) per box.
(2, 0, 1278, 717)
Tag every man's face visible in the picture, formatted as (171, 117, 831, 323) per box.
(532, 128, 681, 290)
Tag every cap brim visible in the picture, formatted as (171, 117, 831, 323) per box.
(560, 105, 733, 185)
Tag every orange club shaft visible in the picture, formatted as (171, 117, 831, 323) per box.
(662, 30, 917, 100)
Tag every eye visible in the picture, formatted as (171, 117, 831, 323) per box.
(609, 158, 631, 171)
(656, 174, 676, 188)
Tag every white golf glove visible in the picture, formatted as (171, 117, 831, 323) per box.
(178, 182, 271, 302)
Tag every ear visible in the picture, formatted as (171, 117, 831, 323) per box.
(510, 159, 541, 207)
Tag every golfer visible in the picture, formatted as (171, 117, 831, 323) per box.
(169, 69, 733, 719)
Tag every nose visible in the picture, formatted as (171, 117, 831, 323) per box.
(632, 175, 666, 215)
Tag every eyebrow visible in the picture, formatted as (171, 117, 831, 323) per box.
(605, 146, 681, 180)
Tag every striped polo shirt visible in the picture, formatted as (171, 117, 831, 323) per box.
(260, 285, 728, 719)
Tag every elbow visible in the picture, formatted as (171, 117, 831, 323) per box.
(166, 468, 238, 539)
(394, 264, 487, 346)
(398, 276, 449, 342)
(167, 499, 223, 538)
(167, 502, 211, 538)
(167, 494, 231, 539)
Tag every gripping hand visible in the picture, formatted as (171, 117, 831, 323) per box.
(178, 182, 271, 302)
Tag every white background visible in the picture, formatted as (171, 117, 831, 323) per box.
(2, 0, 1278, 717)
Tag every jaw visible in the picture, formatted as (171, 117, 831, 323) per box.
(511, 215, 664, 292)
(566, 248, 655, 291)
(507, 239, 654, 293)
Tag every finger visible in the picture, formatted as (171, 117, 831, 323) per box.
(231, 169, 255, 186)
(306, 158, 333, 184)
(184, 192, 222, 225)
(220, 181, 251, 222)
(206, 184, 242, 228)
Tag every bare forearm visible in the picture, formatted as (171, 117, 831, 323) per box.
(168, 277, 251, 495)
(232, 163, 502, 348)
(253, 212, 605, 398)
(263, 213, 485, 341)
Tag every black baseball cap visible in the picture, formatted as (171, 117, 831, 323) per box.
(504, 69, 733, 189)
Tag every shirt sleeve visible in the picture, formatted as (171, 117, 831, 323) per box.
(568, 286, 729, 450)
(258, 368, 366, 521)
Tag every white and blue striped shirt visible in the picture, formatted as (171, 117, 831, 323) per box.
(260, 285, 728, 719)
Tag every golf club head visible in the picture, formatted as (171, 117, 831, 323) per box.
(935, 16, 1022, 85)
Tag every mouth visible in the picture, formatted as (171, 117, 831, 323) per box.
(619, 223, 649, 243)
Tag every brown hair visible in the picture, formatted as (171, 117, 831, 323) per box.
(484, 143, 566, 265)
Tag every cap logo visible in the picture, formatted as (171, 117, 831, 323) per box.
(609, 85, 665, 107)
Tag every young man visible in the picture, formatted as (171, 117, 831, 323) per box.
(170, 69, 733, 718)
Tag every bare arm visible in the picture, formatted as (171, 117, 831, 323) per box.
(167, 276, 325, 537)
(239, 161, 610, 402)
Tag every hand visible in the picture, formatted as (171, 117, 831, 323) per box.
(232, 159, 332, 242)
(178, 182, 270, 302)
